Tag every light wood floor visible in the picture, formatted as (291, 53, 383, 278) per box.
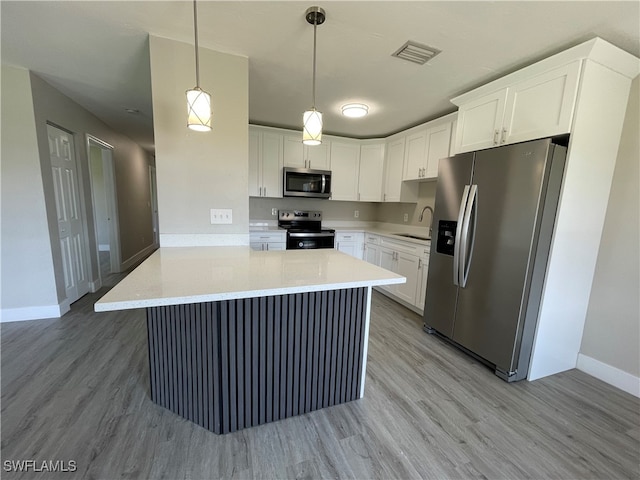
(2, 287, 638, 479)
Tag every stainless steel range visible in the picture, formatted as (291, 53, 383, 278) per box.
(278, 210, 335, 250)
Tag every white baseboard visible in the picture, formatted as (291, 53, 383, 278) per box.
(577, 353, 640, 398)
(98, 244, 110, 252)
(120, 243, 157, 272)
(159, 233, 250, 247)
(1, 303, 65, 323)
(89, 279, 102, 292)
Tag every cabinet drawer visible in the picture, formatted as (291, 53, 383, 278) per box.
(379, 236, 423, 256)
(250, 231, 285, 243)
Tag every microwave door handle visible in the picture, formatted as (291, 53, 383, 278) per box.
(322, 175, 326, 194)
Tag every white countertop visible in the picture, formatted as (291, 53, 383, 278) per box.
(95, 247, 405, 312)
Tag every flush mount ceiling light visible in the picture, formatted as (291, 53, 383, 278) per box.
(341, 103, 369, 118)
(302, 6, 325, 146)
(186, 0, 212, 132)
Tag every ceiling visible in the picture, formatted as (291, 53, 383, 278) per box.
(2, 1, 639, 153)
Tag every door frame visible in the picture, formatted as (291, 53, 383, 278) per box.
(86, 134, 121, 278)
(149, 164, 159, 248)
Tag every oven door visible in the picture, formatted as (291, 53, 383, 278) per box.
(287, 231, 335, 250)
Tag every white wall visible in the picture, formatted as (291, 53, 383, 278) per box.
(149, 35, 249, 246)
(578, 76, 640, 396)
(0, 66, 60, 320)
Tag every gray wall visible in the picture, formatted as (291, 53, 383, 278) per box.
(1, 64, 155, 317)
(1, 66, 59, 312)
(149, 35, 249, 244)
(580, 75, 639, 377)
(377, 182, 437, 228)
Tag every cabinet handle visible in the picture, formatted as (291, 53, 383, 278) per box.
(418, 258, 422, 269)
(383, 193, 386, 201)
(259, 186, 262, 196)
(501, 128, 507, 144)
(264, 187, 267, 197)
(493, 130, 499, 145)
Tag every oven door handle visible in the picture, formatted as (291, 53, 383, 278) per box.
(288, 232, 335, 238)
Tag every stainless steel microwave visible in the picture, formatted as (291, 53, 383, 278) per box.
(283, 167, 332, 199)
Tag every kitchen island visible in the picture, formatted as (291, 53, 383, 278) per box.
(95, 247, 404, 434)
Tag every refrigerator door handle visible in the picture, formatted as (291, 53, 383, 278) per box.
(459, 184, 478, 288)
(453, 185, 471, 286)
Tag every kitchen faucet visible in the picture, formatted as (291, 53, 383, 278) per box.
(419, 205, 434, 238)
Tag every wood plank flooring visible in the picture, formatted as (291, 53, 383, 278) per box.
(2, 288, 638, 479)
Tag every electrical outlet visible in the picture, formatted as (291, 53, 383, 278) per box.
(403, 213, 409, 222)
(354, 210, 359, 218)
(210, 208, 233, 224)
(272, 208, 278, 216)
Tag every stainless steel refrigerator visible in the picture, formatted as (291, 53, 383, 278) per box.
(423, 138, 567, 382)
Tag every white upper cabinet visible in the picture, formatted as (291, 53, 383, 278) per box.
(454, 89, 508, 153)
(249, 127, 283, 198)
(402, 114, 455, 181)
(502, 61, 581, 145)
(403, 130, 428, 181)
(283, 134, 331, 169)
(453, 61, 582, 153)
(330, 141, 361, 201)
(424, 121, 453, 179)
(358, 143, 385, 202)
(383, 137, 406, 202)
(383, 136, 419, 203)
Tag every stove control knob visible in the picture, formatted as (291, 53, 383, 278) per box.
(298, 242, 304, 248)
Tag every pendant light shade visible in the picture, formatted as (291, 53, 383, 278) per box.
(187, 87, 212, 131)
(303, 109, 323, 145)
(186, 0, 212, 132)
(302, 7, 325, 146)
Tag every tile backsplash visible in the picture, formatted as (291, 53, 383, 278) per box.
(249, 181, 437, 227)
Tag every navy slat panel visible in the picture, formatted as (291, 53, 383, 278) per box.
(265, 297, 274, 424)
(220, 302, 230, 434)
(257, 297, 266, 425)
(298, 293, 308, 415)
(145, 288, 367, 436)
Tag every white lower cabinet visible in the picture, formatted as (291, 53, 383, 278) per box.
(365, 234, 431, 313)
(415, 246, 430, 311)
(335, 231, 363, 259)
(363, 233, 380, 265)
(250, 231, 286, 251)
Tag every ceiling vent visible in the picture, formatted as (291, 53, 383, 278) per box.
(392, 41, 441, 65)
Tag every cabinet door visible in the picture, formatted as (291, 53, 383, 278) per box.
(394, 252, 420, 305)
(306, 142, 331, 170)
(330, 142, 360, 201)
(337, 241, 358, 257)
(454, 89, 508, 153)
(364, 243, 379, 266)
(503, 61, 581, 145)
(266, 242, 285, 251)
(248, 130, 261, 197)
(415, 255, 429, 310)
(358, 144, 384, 202)
(283, 135, 305, 167)
(424, 122, 452, 179)
(261, 132, 283, 198)
(403, 130, 427, 180)
(383, 138, 405, 202)
(378, 247, 396, 293)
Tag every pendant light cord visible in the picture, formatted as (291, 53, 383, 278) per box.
(311, 18, 317, 109)
(193, 0, 200, 88)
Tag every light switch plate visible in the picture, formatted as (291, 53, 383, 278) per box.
(210, 208, 233, 224)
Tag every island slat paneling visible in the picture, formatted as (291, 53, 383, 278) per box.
(146, 287, 367, 434)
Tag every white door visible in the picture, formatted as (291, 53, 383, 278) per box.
(330, 142, 360, 201)
(358, 144, 385, 202)
(48, 124, 90, 303)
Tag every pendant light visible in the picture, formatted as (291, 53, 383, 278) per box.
(302, 6, 325, 146)
(186, 0, 212, 132)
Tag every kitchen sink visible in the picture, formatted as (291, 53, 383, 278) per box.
(393, 233, 430, 241)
